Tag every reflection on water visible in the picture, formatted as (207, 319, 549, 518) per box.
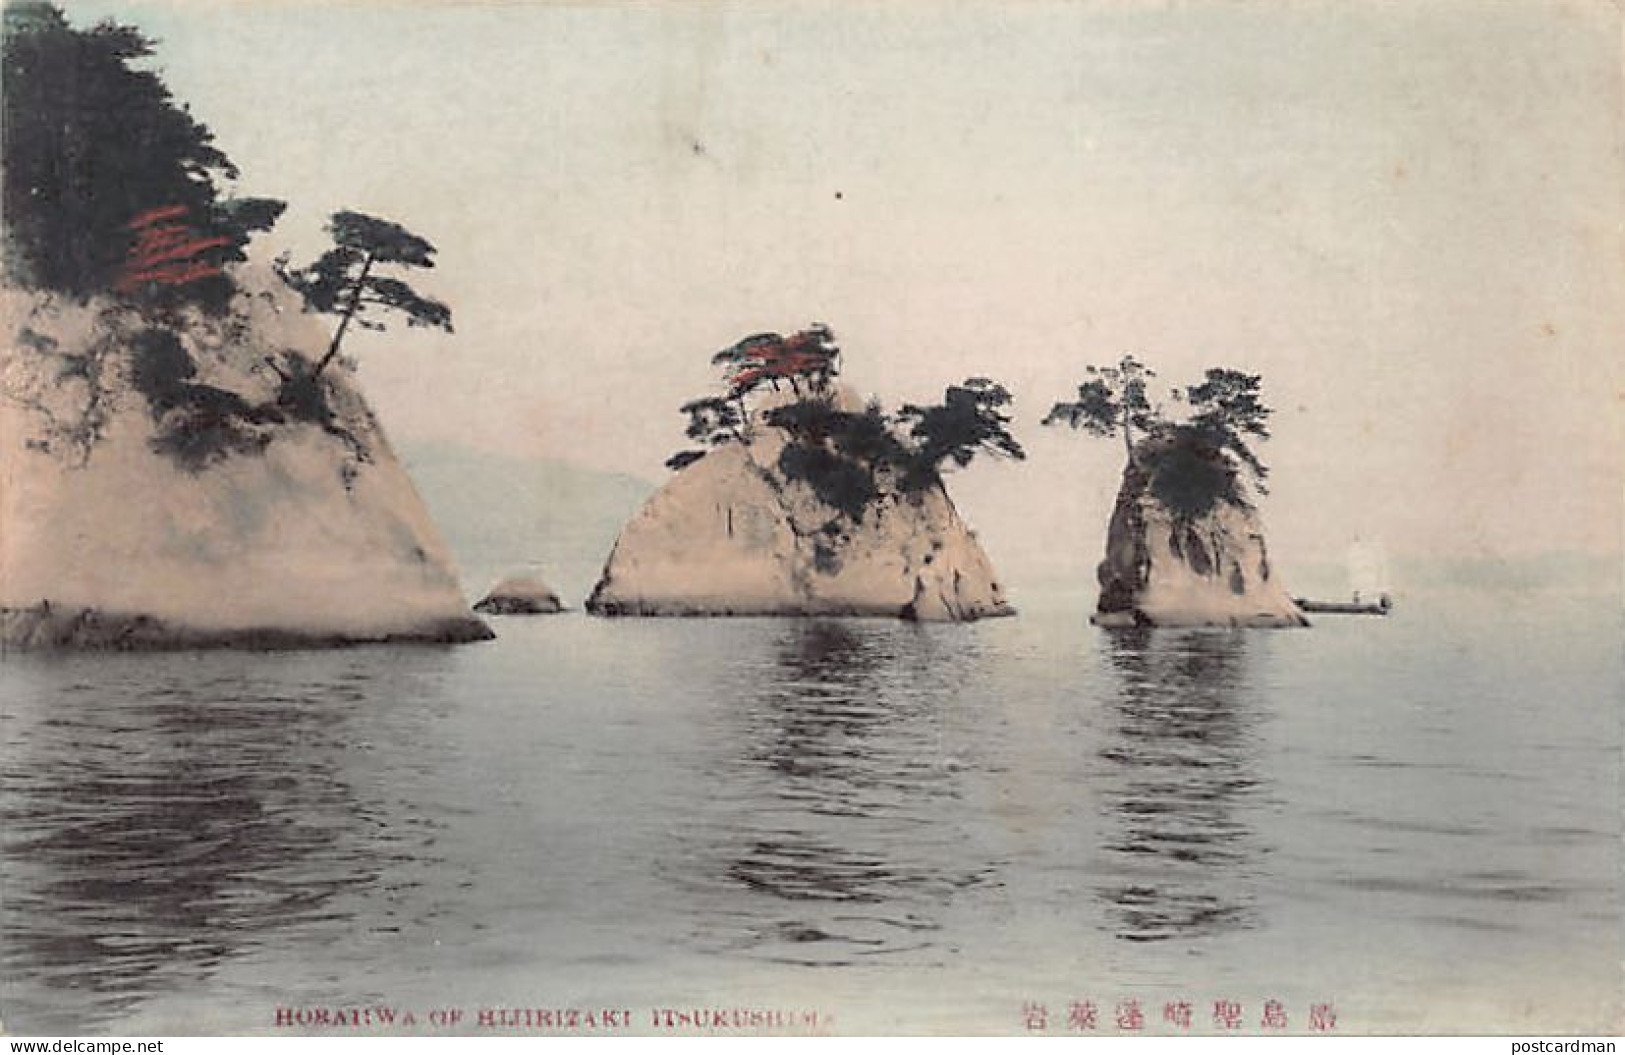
(1095, 628, 1266, 942)
(2, 597, 1618, 1034)
(674, 621, 999, 968)
(0, 651, 463, 1033)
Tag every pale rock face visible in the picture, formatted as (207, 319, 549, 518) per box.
(0, 275, 491, 647)
(1095, 450, 1308, 629)
(586, 401, 1010, 622)
(474, 575, 564, 615)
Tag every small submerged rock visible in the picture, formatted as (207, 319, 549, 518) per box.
(474, 575, 564, 615)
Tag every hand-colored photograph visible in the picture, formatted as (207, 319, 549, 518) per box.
(1, 0, 1620, 1037)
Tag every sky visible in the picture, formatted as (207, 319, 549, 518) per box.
(50, 0, 1625, 586)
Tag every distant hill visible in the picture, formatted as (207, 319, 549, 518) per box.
(399, 443, 655, 608)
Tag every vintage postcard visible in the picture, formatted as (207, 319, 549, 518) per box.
(1, 0, 1620, 1038)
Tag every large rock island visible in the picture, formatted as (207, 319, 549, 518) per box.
(1046, 358, 1307, 628)
(0, 5, 488, 649)
(586, 413, 1009, 621)
(587, 329, 1023, 622)
(0, 278, 492, 649)
(1093, 433, 1307, 628)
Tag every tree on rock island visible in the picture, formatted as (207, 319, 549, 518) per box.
(1041, 354, 1160, 461)
(1045, 357, 1272, 517)
(275, 211, 453, 383)
(1045, 356, 1304, 628)
(1, 1, 284, 312)
(589, 327, 1023, 621)
(1, 3, 455, 487)
(897, 377, 1025, 491)
(668, 326, 1024, 523)
(1, 1, 290, 471)
(271, 211, 453, 434)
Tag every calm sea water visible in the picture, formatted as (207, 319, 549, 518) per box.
(2, 588, 1619, 1035)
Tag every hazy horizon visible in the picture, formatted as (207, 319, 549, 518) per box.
(46, 0, 1625, 582)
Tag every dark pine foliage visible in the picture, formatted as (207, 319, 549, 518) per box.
(127, 329, 373, 474)
(664, 449, 707, 471)
(776, 439, 879, 523)
(680, 396, 744, 447)
(276, 210, 454, 380)
(128, 328, 282, 471)
(1, 2, 283, 310)
(671, 327, 1022, 525)
(766, 400, 909, 522)
(1145, 426, 1243, 519)
(897, 378, 1025, 490)
(1184, 367, 1272, 495)
(1042, 355, 1158, 461)
(1047, 358, 1276, 519)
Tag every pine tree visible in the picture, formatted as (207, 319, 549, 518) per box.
(275, 210, 454, 381)
(1, 2, 283, 308)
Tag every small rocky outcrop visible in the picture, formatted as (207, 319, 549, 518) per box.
(1094, 436, 1307, 628)
(474, 575, 564, 615)
(586, 398, 1010, 622)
